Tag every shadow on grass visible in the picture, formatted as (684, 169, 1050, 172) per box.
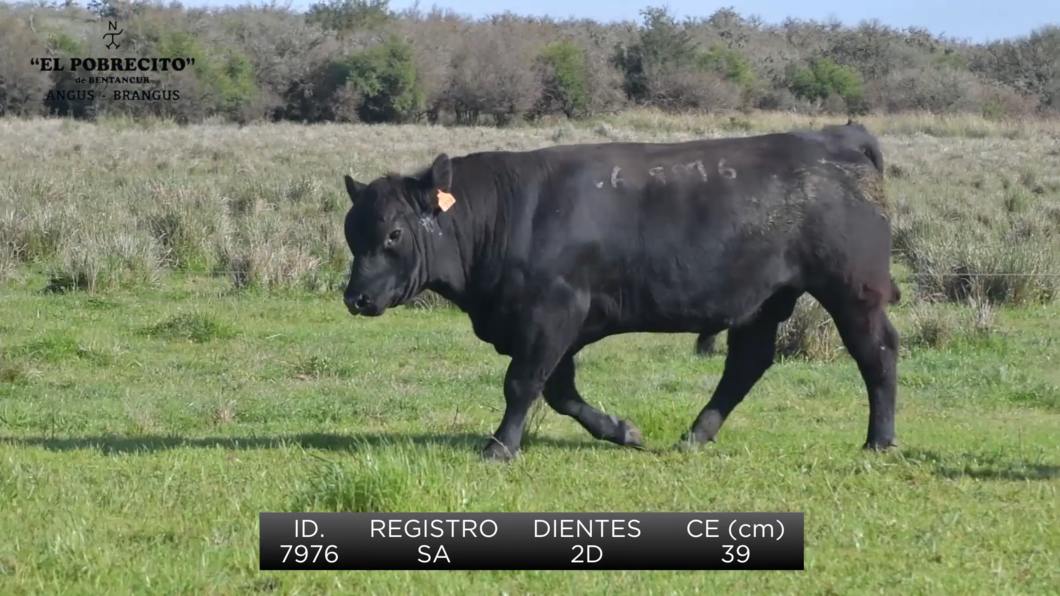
(899, 448, 1058, 481)
(1, 432, 605, 455)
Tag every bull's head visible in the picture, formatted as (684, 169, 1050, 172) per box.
(341, 153, 454, 317)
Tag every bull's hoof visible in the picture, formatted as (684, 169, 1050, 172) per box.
(672, 431, 715, 452)
(618, 420, 646, 449)
(480, 440, 516, 463)
(863, 438, 897, 452)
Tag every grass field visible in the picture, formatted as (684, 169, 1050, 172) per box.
(1, 110, 1059, 594)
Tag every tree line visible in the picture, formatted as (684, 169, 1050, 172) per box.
(1, 0, 1057, 125)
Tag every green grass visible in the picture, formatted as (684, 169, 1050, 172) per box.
(1, 274, 1057, 594)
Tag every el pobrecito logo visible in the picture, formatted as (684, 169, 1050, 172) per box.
(31, 20, 193, 102)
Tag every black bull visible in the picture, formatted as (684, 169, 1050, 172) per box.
(341, 124, 900, 462)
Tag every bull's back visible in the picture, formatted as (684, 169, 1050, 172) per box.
(535, 134, 847, 259)
(521, 135, 887, 324)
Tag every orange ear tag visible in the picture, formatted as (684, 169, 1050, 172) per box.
(436, 191, 456, 212)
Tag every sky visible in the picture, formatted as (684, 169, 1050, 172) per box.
(161, 0, 1058, 43)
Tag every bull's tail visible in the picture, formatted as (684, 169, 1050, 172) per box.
(861, 140, 885, 175)
(889, 276, 902, 305)
(846, 119, 885, 175)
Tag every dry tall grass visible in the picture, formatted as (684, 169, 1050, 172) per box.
(1, 110, 1059, 305)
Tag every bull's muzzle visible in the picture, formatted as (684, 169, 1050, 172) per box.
(344, 293, 372, 315)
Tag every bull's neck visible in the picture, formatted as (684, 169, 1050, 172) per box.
(423, 180, 507, 313)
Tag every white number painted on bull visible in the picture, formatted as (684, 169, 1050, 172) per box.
(600, 160, 708, 190)
(694, 160, 709, 181)
(673, 160, 708, 182)
(718, 159, 737, 180)
(648, 166, 667, 185)
(594, 166, 625, 190)
(648, 160, 708, 185)
(678, 159, 703, 180)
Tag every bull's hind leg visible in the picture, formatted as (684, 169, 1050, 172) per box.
(542, 353, 645, 449)
(811, 288, 899, 450)
(678, 288, 801, 448)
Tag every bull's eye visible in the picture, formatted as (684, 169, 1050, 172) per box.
(385, 228, 401, 246)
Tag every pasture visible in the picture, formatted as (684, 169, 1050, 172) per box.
(1, 111, 1058, 594)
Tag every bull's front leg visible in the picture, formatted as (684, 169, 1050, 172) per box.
(480, 278, 588, 462)
(480, 358, 554, 462)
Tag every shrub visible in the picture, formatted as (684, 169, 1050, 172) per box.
(215, 208, 324, 291)
(330, 35, 424, 124)
(789, 57, 866, 114)
(904, 237, 1060, 305)
(865, 66, 988, 114)
(905, 303, 958, 349)
(644, 66, 742, 112)
(306, 0, 391, 35)
(905, 300, 999, 350)
(45, 230, 164, 295)
(970, 26, 1060, 114)
(824, 21, 904, 82)
(222, 7, 345, 121)
(41, 31, 97, 118)
(444, 22, 543, 126)
(0, 16, 51, 117)
(697, 45, 756, 89)
(775, 296, 842, 362)
(159, 31, 259, 119)
(613, 6, 699, 104)
(536, 39, 591, 119)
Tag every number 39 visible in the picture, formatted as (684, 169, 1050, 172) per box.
(722, 544, 750, 564)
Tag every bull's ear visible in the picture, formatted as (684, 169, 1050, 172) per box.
(344, 175, 366, 204)
(417, 154, 455, 217)
(427, 153, 452, 193)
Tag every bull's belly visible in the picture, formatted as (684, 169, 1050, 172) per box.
(582, 275, 782, 336)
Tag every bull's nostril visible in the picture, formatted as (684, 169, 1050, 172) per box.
(344, 294, 369, 311)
